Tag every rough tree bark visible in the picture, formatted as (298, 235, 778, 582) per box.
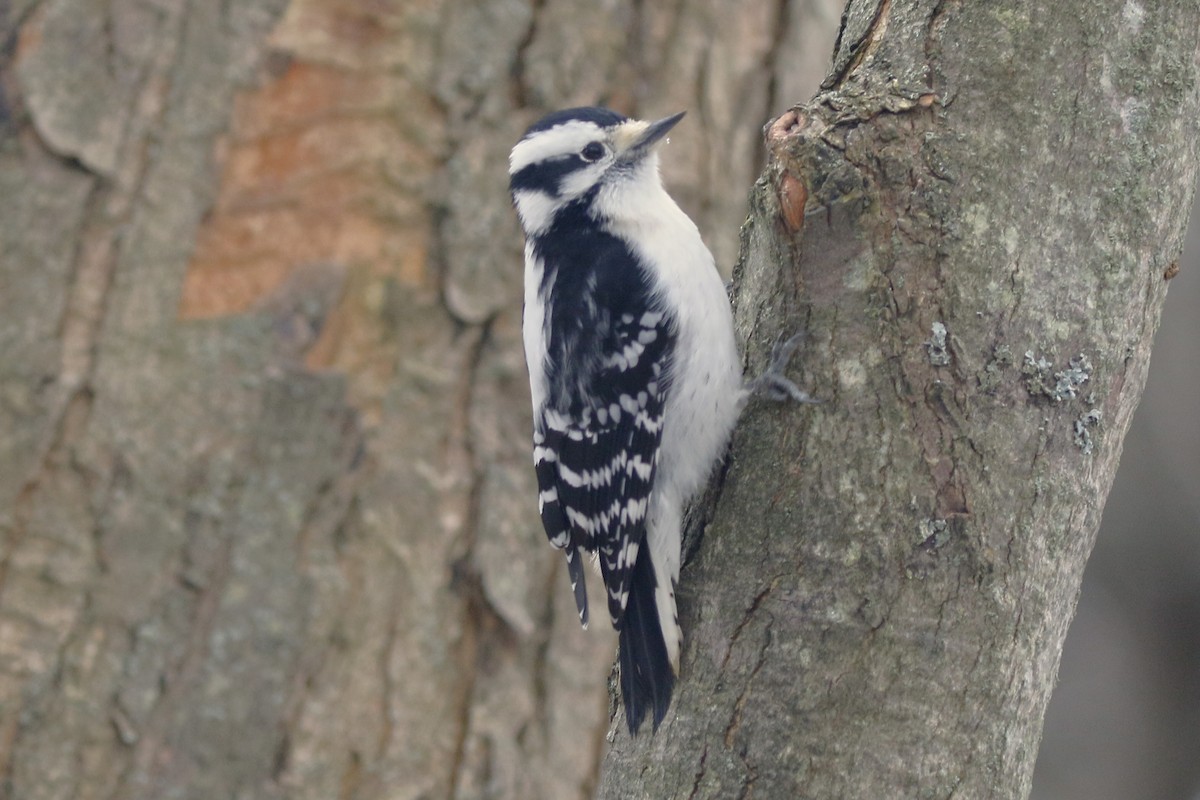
(600, 1, 1200, 799)
(0, 1, 841, 798)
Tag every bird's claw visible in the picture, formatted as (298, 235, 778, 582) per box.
(749, 332, 821, 404)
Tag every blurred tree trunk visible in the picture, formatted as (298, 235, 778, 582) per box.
(600, 1, 1200, 799)
(0, 1, 841, 798)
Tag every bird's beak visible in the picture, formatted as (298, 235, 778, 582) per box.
(616, 111, 686, 162)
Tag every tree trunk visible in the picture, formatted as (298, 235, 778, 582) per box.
(599, 1, 1200, 799)
(0, 1, 840, 798)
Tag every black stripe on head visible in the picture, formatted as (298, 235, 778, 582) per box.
(509, 155, 582, 195)
(523, 106, 627, 138)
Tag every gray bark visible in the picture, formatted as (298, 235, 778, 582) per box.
(599, 1, 1200, 799)
(1034, 196, 1200, 800)
(0, 1, 840, 798)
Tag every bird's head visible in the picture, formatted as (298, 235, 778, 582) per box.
(508, 107, 685, 236)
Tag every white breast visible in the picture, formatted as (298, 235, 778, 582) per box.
(599, 156, 744, 553)
(618, 188, 742, 507)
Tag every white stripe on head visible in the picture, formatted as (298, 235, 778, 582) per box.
(509, 120, 606, 174)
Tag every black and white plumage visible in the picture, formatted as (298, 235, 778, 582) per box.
(509, 107, 745, 735)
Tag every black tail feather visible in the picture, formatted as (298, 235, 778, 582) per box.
(565, 546, 589, 627)
(618, 547, 675, 735)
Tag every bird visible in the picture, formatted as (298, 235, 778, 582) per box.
(508, 106, 813, 735)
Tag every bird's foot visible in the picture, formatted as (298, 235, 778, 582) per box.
(747, 333, 821, 404)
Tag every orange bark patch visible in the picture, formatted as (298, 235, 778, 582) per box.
(13, 7, 44, 61)
(180, 0, 448, 423)
(779, 171, 808, 233)
(180, 53, 438, 320)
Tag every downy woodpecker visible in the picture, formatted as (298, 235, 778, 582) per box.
(509, 107, 810, 735)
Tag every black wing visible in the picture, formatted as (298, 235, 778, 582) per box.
(531, 224, 675, 629)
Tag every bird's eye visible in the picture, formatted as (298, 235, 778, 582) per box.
(580, 142, 606, 162)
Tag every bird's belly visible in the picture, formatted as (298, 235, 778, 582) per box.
(656, 321, 742, 506)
